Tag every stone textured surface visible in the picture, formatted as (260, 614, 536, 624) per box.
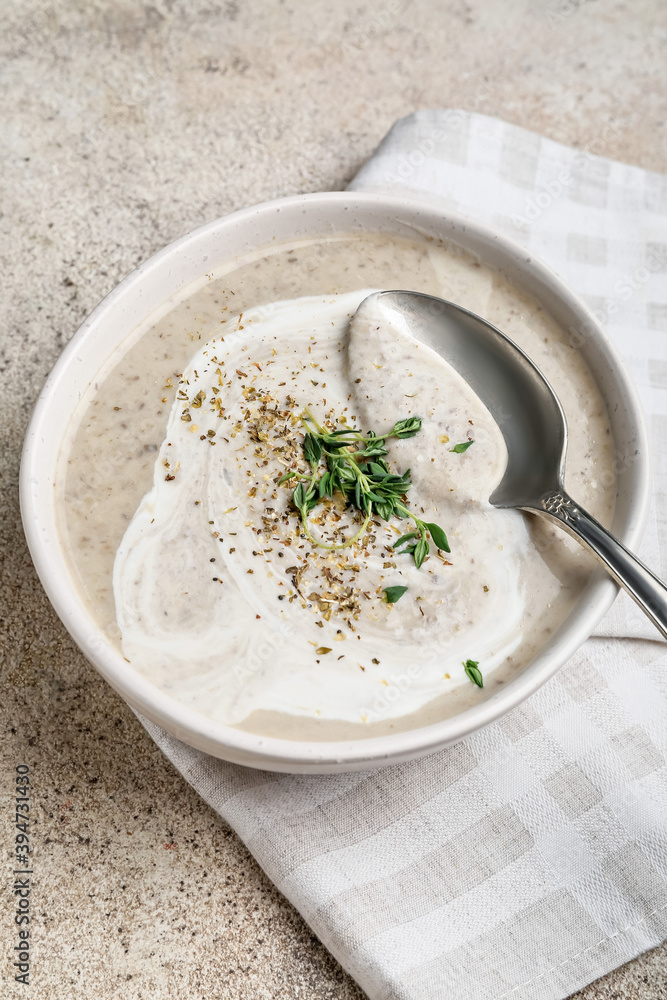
(2, 1, 667, 997)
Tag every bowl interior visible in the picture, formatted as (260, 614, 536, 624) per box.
(20, 192, 650, 773)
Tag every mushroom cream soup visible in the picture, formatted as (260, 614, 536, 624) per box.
(56, 233, 616, 740)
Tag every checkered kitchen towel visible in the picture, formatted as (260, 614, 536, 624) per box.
(140, 112, 667, 1000)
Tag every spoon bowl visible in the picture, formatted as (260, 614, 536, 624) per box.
(370, 290, 568, 508)
(371, 289, 667, 640)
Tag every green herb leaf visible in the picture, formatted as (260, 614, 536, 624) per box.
(414, 537, 429, 569)
(293, 481, 317, 516)
(375, 501, 395, 520)
(392, 417, 422, 438)
(293, 482, 307, 511)
(303, 432, 322, 465)
(463, 659, 484, 687)
(383, 585, 408, 603)
(361, 439, 388, 458)
(450, 440, 474, 453)
(278, 470, 298, 484)
(393, 530, 419, 549)
(423, 522, 450, 553)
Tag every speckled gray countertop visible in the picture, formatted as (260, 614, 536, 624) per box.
(2, 2, 667, 997)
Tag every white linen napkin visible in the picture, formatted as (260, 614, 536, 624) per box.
(139, 111, 667, 1000)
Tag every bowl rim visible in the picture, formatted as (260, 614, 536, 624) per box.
(20, 190, 651, 772)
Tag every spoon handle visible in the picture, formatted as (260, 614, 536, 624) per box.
(536, 490, 667, 640)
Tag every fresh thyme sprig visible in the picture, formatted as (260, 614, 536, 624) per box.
(278, 409, 450, 568)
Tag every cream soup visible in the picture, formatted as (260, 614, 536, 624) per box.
(56, 234, 616, 740)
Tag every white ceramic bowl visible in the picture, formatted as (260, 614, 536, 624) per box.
(20, 192, 650, 773)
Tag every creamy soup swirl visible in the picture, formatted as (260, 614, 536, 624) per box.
(56, 233, 616, 740)
(114, 290, 550, 728)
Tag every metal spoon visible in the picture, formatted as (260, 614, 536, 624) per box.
(367, 289, 667, 640)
